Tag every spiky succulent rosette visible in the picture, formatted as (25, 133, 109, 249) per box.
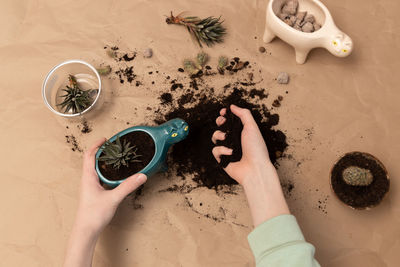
(98, 136, 142, 170)
(57, 75, 93, 114)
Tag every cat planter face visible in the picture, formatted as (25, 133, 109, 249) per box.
(165, 118, 189, 144)
(328, 33, 353, 57)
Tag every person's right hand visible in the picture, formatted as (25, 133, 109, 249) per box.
(212, 105, 290, 227)
(211, 104, 275, 185)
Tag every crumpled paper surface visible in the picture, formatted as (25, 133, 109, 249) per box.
(0, 0, 399, 266)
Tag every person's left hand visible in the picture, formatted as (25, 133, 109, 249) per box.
(74, 138, 147, 234)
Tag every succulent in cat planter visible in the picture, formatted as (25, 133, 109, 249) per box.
(96, 118, 189, 187)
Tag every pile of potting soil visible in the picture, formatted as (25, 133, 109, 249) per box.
(155, 81, 288, 189)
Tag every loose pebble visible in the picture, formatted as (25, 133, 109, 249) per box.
(294, 24, 302, 31)
(302, 22, 314, 33)
(289, 16, 297, 25)
(304, 14, 315, 23)
(277, 72, 290, 84)
(143, 48, 153, 58)
(281, 0, 298, 15)
(284, 17, 295, 26)
(278, 13, 288, 20)
(313, 23, 321, 31)
(259, 46, 266, 53)
(296, 11, 307, 21)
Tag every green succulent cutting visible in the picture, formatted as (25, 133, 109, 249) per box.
(57, 75, 93, 114)
(166, 12, 226, 47)
(98, 136, 142, 170)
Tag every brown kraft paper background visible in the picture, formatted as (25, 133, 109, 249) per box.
(0, 0, 399, 266)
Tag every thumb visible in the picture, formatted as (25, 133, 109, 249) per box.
(112, 173, 147, 203)
(230, 105, 257, 127)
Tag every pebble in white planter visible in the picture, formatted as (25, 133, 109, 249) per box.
(263, 0, 353, 64)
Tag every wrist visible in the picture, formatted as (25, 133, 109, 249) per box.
(73, 210, 103, 239)
(241, 162, 278, 190)
(71, 218, 101, 241)
(241, 163, 290, 227)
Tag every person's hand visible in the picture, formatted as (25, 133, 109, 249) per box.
(64, 138, 147, 267)
(212, 105, 290, 226)
(75, 138, 147, 233)
(211, 104, 274, 185)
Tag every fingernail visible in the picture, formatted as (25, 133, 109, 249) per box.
(137, 174, 147, 184)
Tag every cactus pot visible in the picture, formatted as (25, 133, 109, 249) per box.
(96, 118, 189, 187)
(330, 152, 389, 210)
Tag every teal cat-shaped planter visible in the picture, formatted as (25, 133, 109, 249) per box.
(95, 118, 189, 187)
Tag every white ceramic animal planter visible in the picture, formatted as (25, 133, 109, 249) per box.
(263, 0, 353, 64)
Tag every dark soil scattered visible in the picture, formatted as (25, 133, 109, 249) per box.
(249, 88, 269, 99)
(331, 152, 389, 209)
(65, 135, 83, 152)
(99, 131, 155, 181)
(171, 82, 183, 91)
(272, 95, 284, 107)
(160, 93, 173, 105)
(80, 120, 92, 134)
(317, 195, 329, 214)
(155, 85, 288, 189)
(121, 53, 136, 62)
(158, 184, 199, 194)
(104, 46, 137, 62)
(282, 181, 295, 198)
(178, 68, 184, 72)
(226, 59, 249, 73)
(115, 66, 136, 84)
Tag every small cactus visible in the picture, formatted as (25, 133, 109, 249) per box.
(183, 59, 200, 76)
(196, 52, 208, 68)
(342, 166, 373, 186)
(96, 65, 112, 76)
(217, 56, 228, 74)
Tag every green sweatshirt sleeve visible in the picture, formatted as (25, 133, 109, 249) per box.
(247, 215, 320, 267)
